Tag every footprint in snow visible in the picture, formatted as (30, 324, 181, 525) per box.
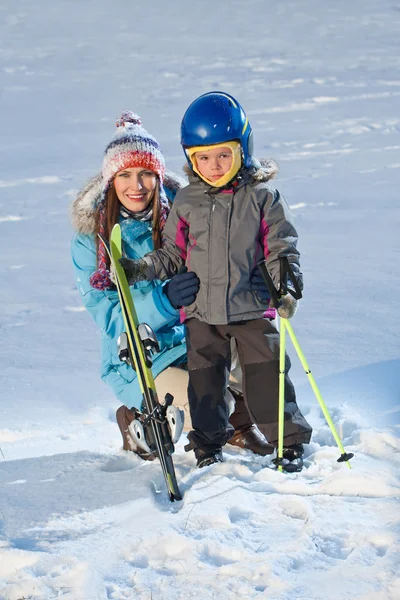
(228, 506, 253, 523)
(279, 498, 311, 521)
(312, 533, 353, 560)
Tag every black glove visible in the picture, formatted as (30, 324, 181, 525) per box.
(250, 267, 271, 303)
(164, 271, 200, 309)
(119, 257, 155, 284)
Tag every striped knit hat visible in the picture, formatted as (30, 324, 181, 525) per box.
(89, 111, 168, 291)
(102, 111, 165, 191)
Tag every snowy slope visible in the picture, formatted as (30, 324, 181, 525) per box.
(1, 0, 399, 598)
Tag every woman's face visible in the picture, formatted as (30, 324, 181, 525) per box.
(114, 167, 157, 213)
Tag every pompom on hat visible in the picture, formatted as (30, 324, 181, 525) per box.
(102, 111, 166, 194)
(89, 111, 168, 291)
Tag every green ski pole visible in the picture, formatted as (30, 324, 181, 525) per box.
(284, 320, 353, 468)
(258, 258, 353, 471)
(277, 318, 286, 472)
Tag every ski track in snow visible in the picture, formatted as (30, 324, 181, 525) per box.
(1, 0, 400, 598)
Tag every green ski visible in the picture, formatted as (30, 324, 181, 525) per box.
(99, 224, 183, 502)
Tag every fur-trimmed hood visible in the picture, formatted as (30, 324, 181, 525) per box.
(70, 170, 186, 235)
(182, 157, 278, 184)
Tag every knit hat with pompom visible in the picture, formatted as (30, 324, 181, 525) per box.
(89, 111, 168, 291)
(102, 111, 165, 193)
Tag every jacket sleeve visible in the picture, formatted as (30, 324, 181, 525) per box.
(145, 198, 189, 279)
(260, 188, 303, 291)
(71, 233, 180, 340)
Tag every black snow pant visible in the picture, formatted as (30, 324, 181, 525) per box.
(185, 317, 312, 453)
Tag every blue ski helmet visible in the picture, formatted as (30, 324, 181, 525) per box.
(180, 91, 254, 168)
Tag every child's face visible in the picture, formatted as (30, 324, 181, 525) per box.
(114, 167, 157, 212)
(193, 147, 233, 183)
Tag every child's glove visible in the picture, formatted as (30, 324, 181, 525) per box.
(250, 267, 271, 303)
(251, 265, 298, 318)
(276, 294, 298, 319)
(119, 257, 156, 283)
(164, 271, 200, 309)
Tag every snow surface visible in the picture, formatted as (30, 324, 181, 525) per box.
(1, 0, 399, 598)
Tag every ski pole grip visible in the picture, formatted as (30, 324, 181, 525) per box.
(177, 265, 188, 275)
(280, 257, 303, 301)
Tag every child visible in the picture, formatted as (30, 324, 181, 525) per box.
(120, 92, 312, 468)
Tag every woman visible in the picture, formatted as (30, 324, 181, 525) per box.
(70, 111, 271, 458)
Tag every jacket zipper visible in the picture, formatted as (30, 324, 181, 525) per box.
(225, 194, 233, 323)
(208, 200, 216, 317)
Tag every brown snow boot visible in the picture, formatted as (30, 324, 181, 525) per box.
(227, 389, 275, 456)
(116, 405, 155, 461)
(228, 424, 275, 456)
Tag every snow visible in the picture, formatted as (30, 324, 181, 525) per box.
(1, 0, 399, 598)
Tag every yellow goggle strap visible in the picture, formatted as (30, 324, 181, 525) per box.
(186, 140, 242, 187)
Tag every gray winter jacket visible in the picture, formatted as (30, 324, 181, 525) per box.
(146, 160, 302, 325)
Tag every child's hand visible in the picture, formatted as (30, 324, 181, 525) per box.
(277, 294, 298, 319)
(251, 266, 298, 318)
(119, 257, 155, 284)
(164, 270, 200, 309)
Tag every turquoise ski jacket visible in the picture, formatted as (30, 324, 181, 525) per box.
(70, 173, 187, 409)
